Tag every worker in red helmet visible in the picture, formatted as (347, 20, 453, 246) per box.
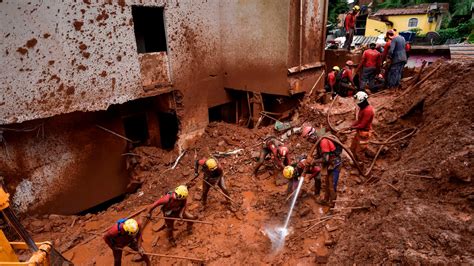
(103, 218, 151, 266)
(343, 5, 360, 51)
(350, 91, 375, 162)
(356, 42, 381, 90)
(339, 60, 357, 97)
(144, 185, 195, 247)
(301, 125, 318, 143)
(253, 137, 289, 176)
(194, 157, 230, 206)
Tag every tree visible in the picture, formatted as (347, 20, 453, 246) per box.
(328, 0, 349, 27)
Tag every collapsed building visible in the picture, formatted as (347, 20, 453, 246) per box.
(0, 0, 329, 214)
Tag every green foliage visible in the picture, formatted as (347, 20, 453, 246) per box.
(468, 32, 474, 44)
(373, 0, 472, 15)
(409, 27, 423, 35)
(328, 0, 349, 27)
(437, 19, 474, 43)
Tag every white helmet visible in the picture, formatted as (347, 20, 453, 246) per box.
(354, 91, 368, 104)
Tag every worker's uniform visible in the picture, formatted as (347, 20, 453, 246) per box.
(195, 158, 230, 205)
(338, 67, 356, 97)
(343, 12, 357, 51)
(359, 48, 381, 90)
(103, 220, 150, 266)
(150, 192, 195, 245)
(254, 137, 288, 175)
(292, 158, 322, 195)
(370, 73, 385, 93)
(325, 71, 338, 95)
(316, 138, 342, 205)
(350, 104, 375, 161)
(387, 35, 407, 88)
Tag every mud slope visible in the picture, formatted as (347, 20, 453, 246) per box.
(329, 60, 474, 264)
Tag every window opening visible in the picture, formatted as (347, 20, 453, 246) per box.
(408, 18, 418, 27)
(131, 6, 167, 53)
(157, 111, 178, 150)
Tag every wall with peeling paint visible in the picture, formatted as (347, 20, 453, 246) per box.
(0, 0, 327, 214)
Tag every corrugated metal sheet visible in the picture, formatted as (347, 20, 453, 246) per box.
(352, 35, 379, 46)
(373, 3, 449, 16)
(449, 44, 474, 60)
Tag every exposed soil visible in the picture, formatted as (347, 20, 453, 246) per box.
(15, 60, 473, 264)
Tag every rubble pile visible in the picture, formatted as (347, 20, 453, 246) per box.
(19, 60, 473, 264)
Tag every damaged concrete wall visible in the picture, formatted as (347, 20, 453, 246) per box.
(0, 112, 129, 214)
(0, 0, 327, 214)
(220, 0, 328, 96)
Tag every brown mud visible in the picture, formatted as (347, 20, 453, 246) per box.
(18, 60, 473, 264)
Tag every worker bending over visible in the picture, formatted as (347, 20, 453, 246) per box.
(350, 91, 375, 162)
(339, 60, 357, 97)
(103, 218, 151, 266)
(310, 128, 343, 206)
(254, 136, 290, 176)
(195, 157, 230, 206)
(145, 185, 195, 247)
(325, 66, 341, 97)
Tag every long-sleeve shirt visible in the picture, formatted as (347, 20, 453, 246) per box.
(150, 192, 186, 213)
(195, 158, 223, 180)
(360, 49, 381, 68)
(344, 13, 357, 31)
(352, 105, 374, 131)
(381, 40, 391, 62)
(328, 72, 336, 88)
(104, 221, 141, 248)
(388, 35, 407, 64)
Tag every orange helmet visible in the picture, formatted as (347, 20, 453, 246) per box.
(301, 126, 315, 138)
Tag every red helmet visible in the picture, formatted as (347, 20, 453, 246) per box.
(278, 146, 289, 157)
(301, 126, 315, 138)
(346, 60, 354, 66)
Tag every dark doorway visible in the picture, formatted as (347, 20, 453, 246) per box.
(131, 6, 167, 53)
(157, 111, 178, 150)
(208, 102, 237, 123)
(122, 113, 149, 146)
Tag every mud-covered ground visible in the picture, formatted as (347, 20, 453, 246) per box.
(18, 60, 473, 264)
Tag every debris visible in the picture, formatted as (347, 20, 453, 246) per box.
(171, 150, 187, 169)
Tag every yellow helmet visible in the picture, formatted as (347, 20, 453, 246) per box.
(353, 5, 360, 11)
(205, 158, 218, 171)
(332, 66, 340, 72)
(283, 166, 295, 179)
(123, 219, 139, 235)
(175, 185, 188, 200)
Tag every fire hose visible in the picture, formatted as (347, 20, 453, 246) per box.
(320, 96, 418, 177)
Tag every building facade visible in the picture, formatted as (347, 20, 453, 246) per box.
(365, 3, 449, 37)
(0, 0, 328, 214)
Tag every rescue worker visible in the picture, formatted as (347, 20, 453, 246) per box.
(283, 156, 321, 195)
(370, 71, 385, 93)
(103, 218, 151, 266)
(309, 128, 343, 206)
(386, 29, 407, 89)
(325, 66, 341, 97)
(145, 185, 195, 247)
(381, 29, 394, 63)
(356, 42, 381, 90)
(194, 157, 230, 206)
(301, 125, 318, 143)
(253, 137, 290, 176)
(339, 60, 357, 97)
(349, 91, 375, 161)
(343, 5, 360, 51)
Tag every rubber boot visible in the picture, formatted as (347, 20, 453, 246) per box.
(166, 228, 177, 247)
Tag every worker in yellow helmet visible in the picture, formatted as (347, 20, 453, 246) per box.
(144, 185, 195, 247)
(103, 218, 150, 266)
(343, 5, 360, 51)
(283, 156, 322, 195)
(194, 157, 231, 206)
